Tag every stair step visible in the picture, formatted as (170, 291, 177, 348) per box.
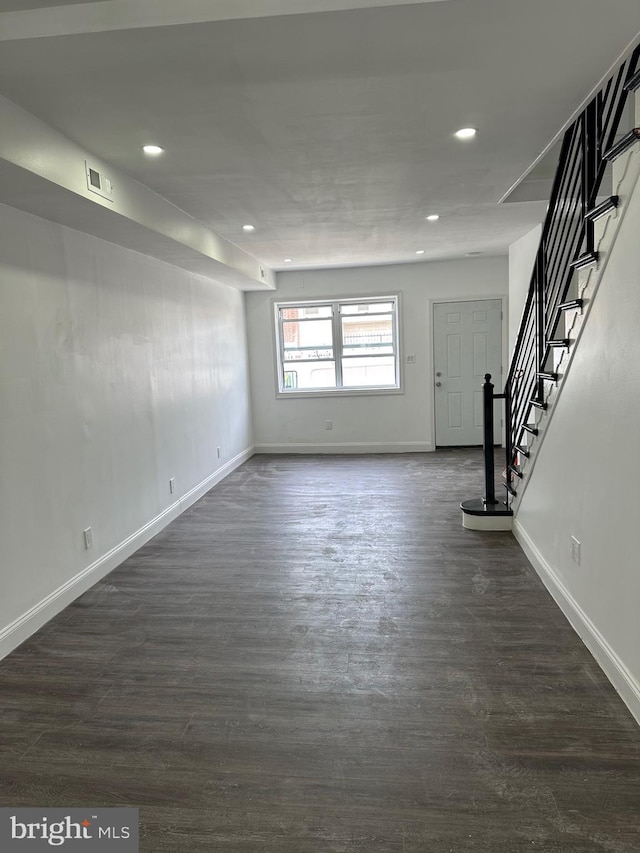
(536, 371, 558, 382)
(514, 445, 530, 459)
(508, 465, 523, 479)
(603, 128, 640, 161)
(530, 398, 548, 410)
(546, 338, 571, 348)
(503, 482, 518, 497)
(625, 68, 640, 92)
(558, 298, 583, 311)
(585, 196, 619, 222)
(569, 251, 599, 271)
(522, 424, 539, 436)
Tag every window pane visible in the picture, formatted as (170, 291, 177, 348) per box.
(282, 318, 333, 361)
(341, 356, 396, 387)
(276, 297, 399, 394)
(340, 302, 394, 315)
(283, 362, 336, 390)
(280, 305, 332, 319)
(342, 314, 393, 355)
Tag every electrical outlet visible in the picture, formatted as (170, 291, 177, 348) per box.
(83, 527, 93, 550)
(217, 446, 221, 458)
(169, 478, 175, 494)
(406, 354, 416, 364)
(325, 420, 333, 430)
(570, 536, 581, 565)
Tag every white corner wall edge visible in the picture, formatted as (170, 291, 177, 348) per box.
(254, 441, 433, 454)
(513, 519, 640, 726)
(0, 446, 254, 662)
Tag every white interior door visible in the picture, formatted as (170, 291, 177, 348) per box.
(433, 299, 502, 446)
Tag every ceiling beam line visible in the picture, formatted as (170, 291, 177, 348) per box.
(0, 0, 447, 41)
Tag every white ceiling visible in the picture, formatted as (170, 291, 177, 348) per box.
(1, 0, 640, 272)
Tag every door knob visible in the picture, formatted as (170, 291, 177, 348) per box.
(435, 381, 442, 387)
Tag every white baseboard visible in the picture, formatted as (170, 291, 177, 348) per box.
(513, 519, 640, 726)
(254, 441, 433, 454)
(0, 446, 254, 661)
(178, 446, 254, 512)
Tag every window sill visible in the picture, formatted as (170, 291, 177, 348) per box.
(276, 386, 403, 400)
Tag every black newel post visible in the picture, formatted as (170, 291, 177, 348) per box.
(460, 372, 512, 528)
(482, 373, 498, 506)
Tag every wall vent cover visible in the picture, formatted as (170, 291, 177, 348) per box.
(85, 161, 114, 201)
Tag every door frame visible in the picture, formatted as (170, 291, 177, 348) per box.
(429, 294, 509, 449)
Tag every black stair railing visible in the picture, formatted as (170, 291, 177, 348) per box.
(503, 45, 640, 500)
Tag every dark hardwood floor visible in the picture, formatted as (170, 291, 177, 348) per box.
(1, 450, 639, 851)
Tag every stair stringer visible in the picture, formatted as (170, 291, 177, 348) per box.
(507, 138, 640, 510)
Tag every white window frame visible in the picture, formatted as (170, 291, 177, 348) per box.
(274, 295, 401, 397)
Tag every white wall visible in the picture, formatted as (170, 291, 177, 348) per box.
(508, 223, 541, 356)
(514, 168, 640, 722)
(0, 202, 253, 655)
(245, 257, 508, 452)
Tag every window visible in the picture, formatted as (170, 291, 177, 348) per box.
(275, 296, 400, 394)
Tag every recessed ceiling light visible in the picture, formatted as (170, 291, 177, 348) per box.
(455, 127, 477, 140)
(142, 145, 164, 155)
(426, 214, 440, 222)
(283, 258, 293, 263)
(242, 224, 256, 232)
(416, 250, 425, 255)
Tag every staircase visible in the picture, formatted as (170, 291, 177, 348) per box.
(504, 47, 640, 508)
